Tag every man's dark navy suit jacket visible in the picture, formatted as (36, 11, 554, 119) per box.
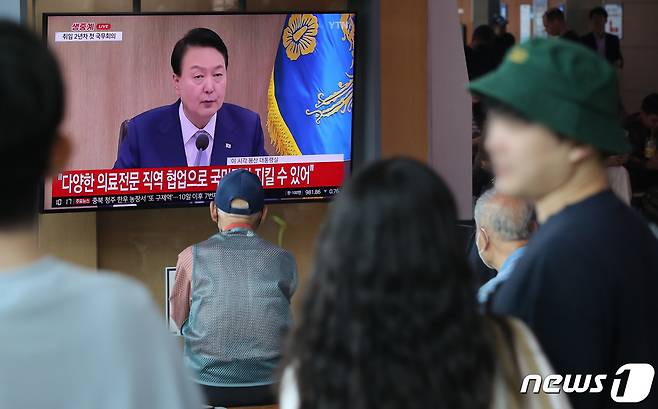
(114, 100, 267, 169)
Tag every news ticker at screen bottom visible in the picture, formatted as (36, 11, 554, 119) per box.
(51, 187, 342, 209)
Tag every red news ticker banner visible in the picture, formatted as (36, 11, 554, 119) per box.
(52, 161, 344, 198)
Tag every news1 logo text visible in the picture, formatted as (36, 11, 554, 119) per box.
(521, 364, 655, 403)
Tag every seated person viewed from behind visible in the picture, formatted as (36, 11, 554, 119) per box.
(170, 169, 297, 407)
(279, 158, 570, 409)
(114, 28, 267, 169)
(474, 189, 535, 305)
(624, 93, 658, 193)
(0, 20, 201, 409)
(581, 6, 623, 67)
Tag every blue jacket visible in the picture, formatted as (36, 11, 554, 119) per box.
(114, 100, 267, 169)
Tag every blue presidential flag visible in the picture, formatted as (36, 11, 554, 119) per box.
(267, 13, 354, 160)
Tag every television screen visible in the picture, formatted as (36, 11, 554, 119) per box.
(41, 12, 355, 212)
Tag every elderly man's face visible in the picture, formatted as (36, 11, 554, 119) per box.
(484, 113, 576, 200)
(475, 225, 495, 268)
(174, 46, 227, 127)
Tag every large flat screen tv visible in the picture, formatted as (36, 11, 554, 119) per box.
(41, 12, 355, 212)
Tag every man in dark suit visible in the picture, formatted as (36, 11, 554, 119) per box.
(114, 28, 267, 169)
(491, 15, 516, 62)
(543, 7, 579, 42)
(581, 6, 623, 68)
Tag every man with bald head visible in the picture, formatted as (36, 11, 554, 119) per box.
(474, 189, 535, 304)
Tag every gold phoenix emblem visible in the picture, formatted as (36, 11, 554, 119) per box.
(305, 13, 355, 124)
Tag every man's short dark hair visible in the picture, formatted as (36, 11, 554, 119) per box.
(490, 14, 507, 28)
(641, 93, 658, 116)
(590, 6, 608, 20)
(484, 96, 611, 160)
(171, 28, 228, 76)
(482, 97, 532, 124)
(544, 7, 565, 23)
(0, 20, 64, 227)
(472, 25, 495, 45)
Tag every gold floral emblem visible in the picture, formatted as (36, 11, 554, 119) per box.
(282, 14, 318, 61)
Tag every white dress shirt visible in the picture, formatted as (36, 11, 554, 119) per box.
(179, 102, 216, 167)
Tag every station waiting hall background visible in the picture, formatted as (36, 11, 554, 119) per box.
(2, 0, 656, 321)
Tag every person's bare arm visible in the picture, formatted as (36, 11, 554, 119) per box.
(170, 247, 193, 331)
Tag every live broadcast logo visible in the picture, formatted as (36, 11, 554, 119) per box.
(70, 22, 112, 31)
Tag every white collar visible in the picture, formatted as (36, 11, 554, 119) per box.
(179, 102, 217, 144)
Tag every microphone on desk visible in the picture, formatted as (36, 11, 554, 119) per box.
(194, 131, 210, 167)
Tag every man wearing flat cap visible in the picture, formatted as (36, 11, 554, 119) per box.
(470, 38, 658, 409)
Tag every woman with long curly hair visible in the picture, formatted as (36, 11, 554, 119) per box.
(279, 158, 569, 409)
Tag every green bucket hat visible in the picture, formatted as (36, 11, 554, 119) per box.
(468, 38, 629, 154)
